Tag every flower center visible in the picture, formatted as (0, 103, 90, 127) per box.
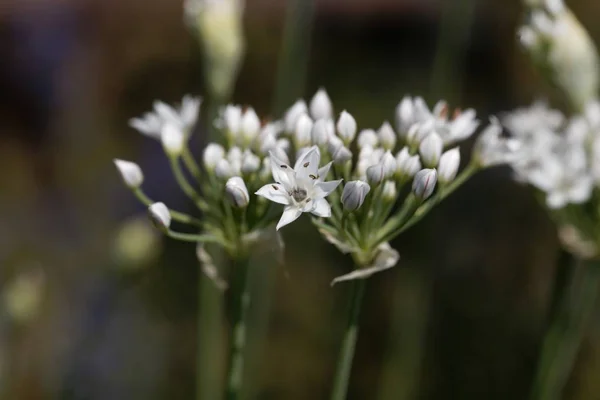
(290, 187, 308, 202)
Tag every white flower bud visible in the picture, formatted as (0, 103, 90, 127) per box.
(241, 150, 261, 174)
(403, 155, 422, 178)
(378, 121, 397, 150)
(341, 180, 371, 211)
(161, 123, 185, 157)
(309, 88, 333, 120)
(312, 118, 332, 146)
(418, 132, 443, 167)
(148, 202, 171, 232)
(223, 105, 242, 137)
(257, 132, 277, 155)
(381, 151, 397, 178)
(396, 96, 414, 134)
(366, 162, 385, 185)
(328, 134, 344, 155)
(382, 180, 397, 201)
(203, 143, 225, 170)
(241, 108, 261, 143)
(412, 169, 437, 199)
(337, 110, 357, 144)
(357, 129, 379, 149)
(332, 145, 353, 164)
(225, 176, 250, 207)
(284, 100, 308, 133)
(294, 113, 313, 148)
(438, 147, 460, 183)
(270, 145, 290, 165)
(114, 159, 144, 188)
(276, 138, 291, 152)
(215, 159, 233, 180)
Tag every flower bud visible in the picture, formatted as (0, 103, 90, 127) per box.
(161, 123, 185, 157)
(284, 100, 308, 133)
(312, 118, 332, 146)
(328, 134, 344, 154)
(203, 143, 225, 170)
(332, 145, 353, 164)
(412, 169, 437, 199)
(257, 132, 277, 155)
(402, 155, 422, 178)
(114, 159, 144, 188)
(382, 180, 397, 201)
(148, 202, 171, 232)
(341, 180, 371, 211)
(357, 129, 379, 149)
(215, 159, 233, 180)
(381, 151, 397, 178)
(418, 132, 443, 167)
(378, 121, 397, 150)
(223, 104, 242, 138)
(294, 113, 313, 148)
(366, 162, 385, 185)
(309, 88, 333, 120)
(438, 147, 460, 183)
(336, 110, 357, 144)
(241, 108, 260, 143)
(225, 176, 250, 207)
(241, 150, 261, 174)
(396, 96, 414, 135)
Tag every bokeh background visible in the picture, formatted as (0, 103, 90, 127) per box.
(2, 0, 600, 398)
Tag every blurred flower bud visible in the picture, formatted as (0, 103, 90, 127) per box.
(396, 96, 414, 135)
(378, 121, 397, 150)
(332, 145, 353, 164)
(148, 202, 171, 232)
(366, 162, 385, 185)
(418, 132, 443, 167)
(312, 118, 333, 146)
(337, 110, 357, 144)
(438, 147, 461, 183)
(184, 0, 245, 100)
(203, 143, 226, 170)
(215, 159, 234, 180)
(161, 123, 185, 157)
(341, 180, 371, 211)
(225, 176, 250, 207)
(241, 108, 260, 144)
(412, 169, 437, 199)
(284, 100, 308, 133)
(114, 159, 144, 188)
(241, 150, 261, 174)
(223, 104, 242, 139)
(310, 88, 333, 120)
(294, 114, 313, 148)
(382, 180, 397, 201)
(381, 151, 397, 178)
(357, 129, 379, 149)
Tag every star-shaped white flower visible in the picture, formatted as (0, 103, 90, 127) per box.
(256, 146, 342, 230)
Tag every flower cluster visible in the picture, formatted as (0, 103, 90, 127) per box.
(499, 100, 600, 257)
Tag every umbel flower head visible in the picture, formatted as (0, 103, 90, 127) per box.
(256, 146, 342, 230)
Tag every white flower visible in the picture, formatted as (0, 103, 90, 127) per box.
(438, 147, 461, 183)
(331, 242, 399, 285)
(475, 118, 521, 166)
(395, 96, 431, 136)
(225, 176, 250, 207)
(203, 143, 226, 170)
(312, 118, 333, 146)
(294, 114, 313, 148)
(215, 159, 234, 180)
(241, 108, 261, 143)
(381, 151, 397, 178)
(413, 169, 437, 199)
(357, 129, 379, 149)
(341, 180, 370, 211)
(310, 88, 333, 120)
(241, 150, 261, 174)
(382, 180, 397, 201)
(366, 162, 385, 185)
(419, 132, 443, 167)
(337, 110, 357, 144)
(114, 159, 144, 188)
(129, 95, 201, 139)
(378, 121, 397, 150)
(148, 202, 171, 231)
(255, 146, 342, 230)
(221, 104, 242, 140)
(445, 109, 479, 145)
(284, 100, 308, 133)
(331, 145, 353, 164)
(161, 123, 186, 156)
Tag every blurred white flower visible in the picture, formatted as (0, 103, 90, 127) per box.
(331, 242, 399, 285)
(310, 88, 333, 120)
(114, 159, 144, 188)
(203, 143, 226, 170)
(337, 110, 358, 144)
(129, 95, 201, 139)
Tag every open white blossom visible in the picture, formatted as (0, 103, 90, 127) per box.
(129, 95, 201, 139)
(255, 146, 342, 230)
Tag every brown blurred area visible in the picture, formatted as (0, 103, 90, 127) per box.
(1, 0, 600, 399)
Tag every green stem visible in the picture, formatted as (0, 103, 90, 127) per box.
(330, 278, 367, 400)
(166, 230, 225, 245)
(133, 188, 204, 227)
(169, 157, 210, 211)
(183, 147, 203, 184)
(225, 258, 252, 400)
(529, 258, 600, 400)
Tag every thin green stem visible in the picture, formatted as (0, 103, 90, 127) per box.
(133, 188, 204, 227)
(330, 278, 367, 400)
(225, 258, 252, 400)
(529, 258, 600, 400)
(166, 230, 226, 246)
(183, 147, 203, 185)
(169, 157, 210, 211)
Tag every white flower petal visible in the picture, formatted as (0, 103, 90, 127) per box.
(255, 184, 290, 205)
(269, 152, 296, 191)
(315, 179, 343, 197)
(276, 206, 303, 230)
(318, 161, 333, 181)
(310, 198, 331, 217)
(294, 146, 321, 179)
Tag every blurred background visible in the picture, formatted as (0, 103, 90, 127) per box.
(2, 0, 600, 398)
